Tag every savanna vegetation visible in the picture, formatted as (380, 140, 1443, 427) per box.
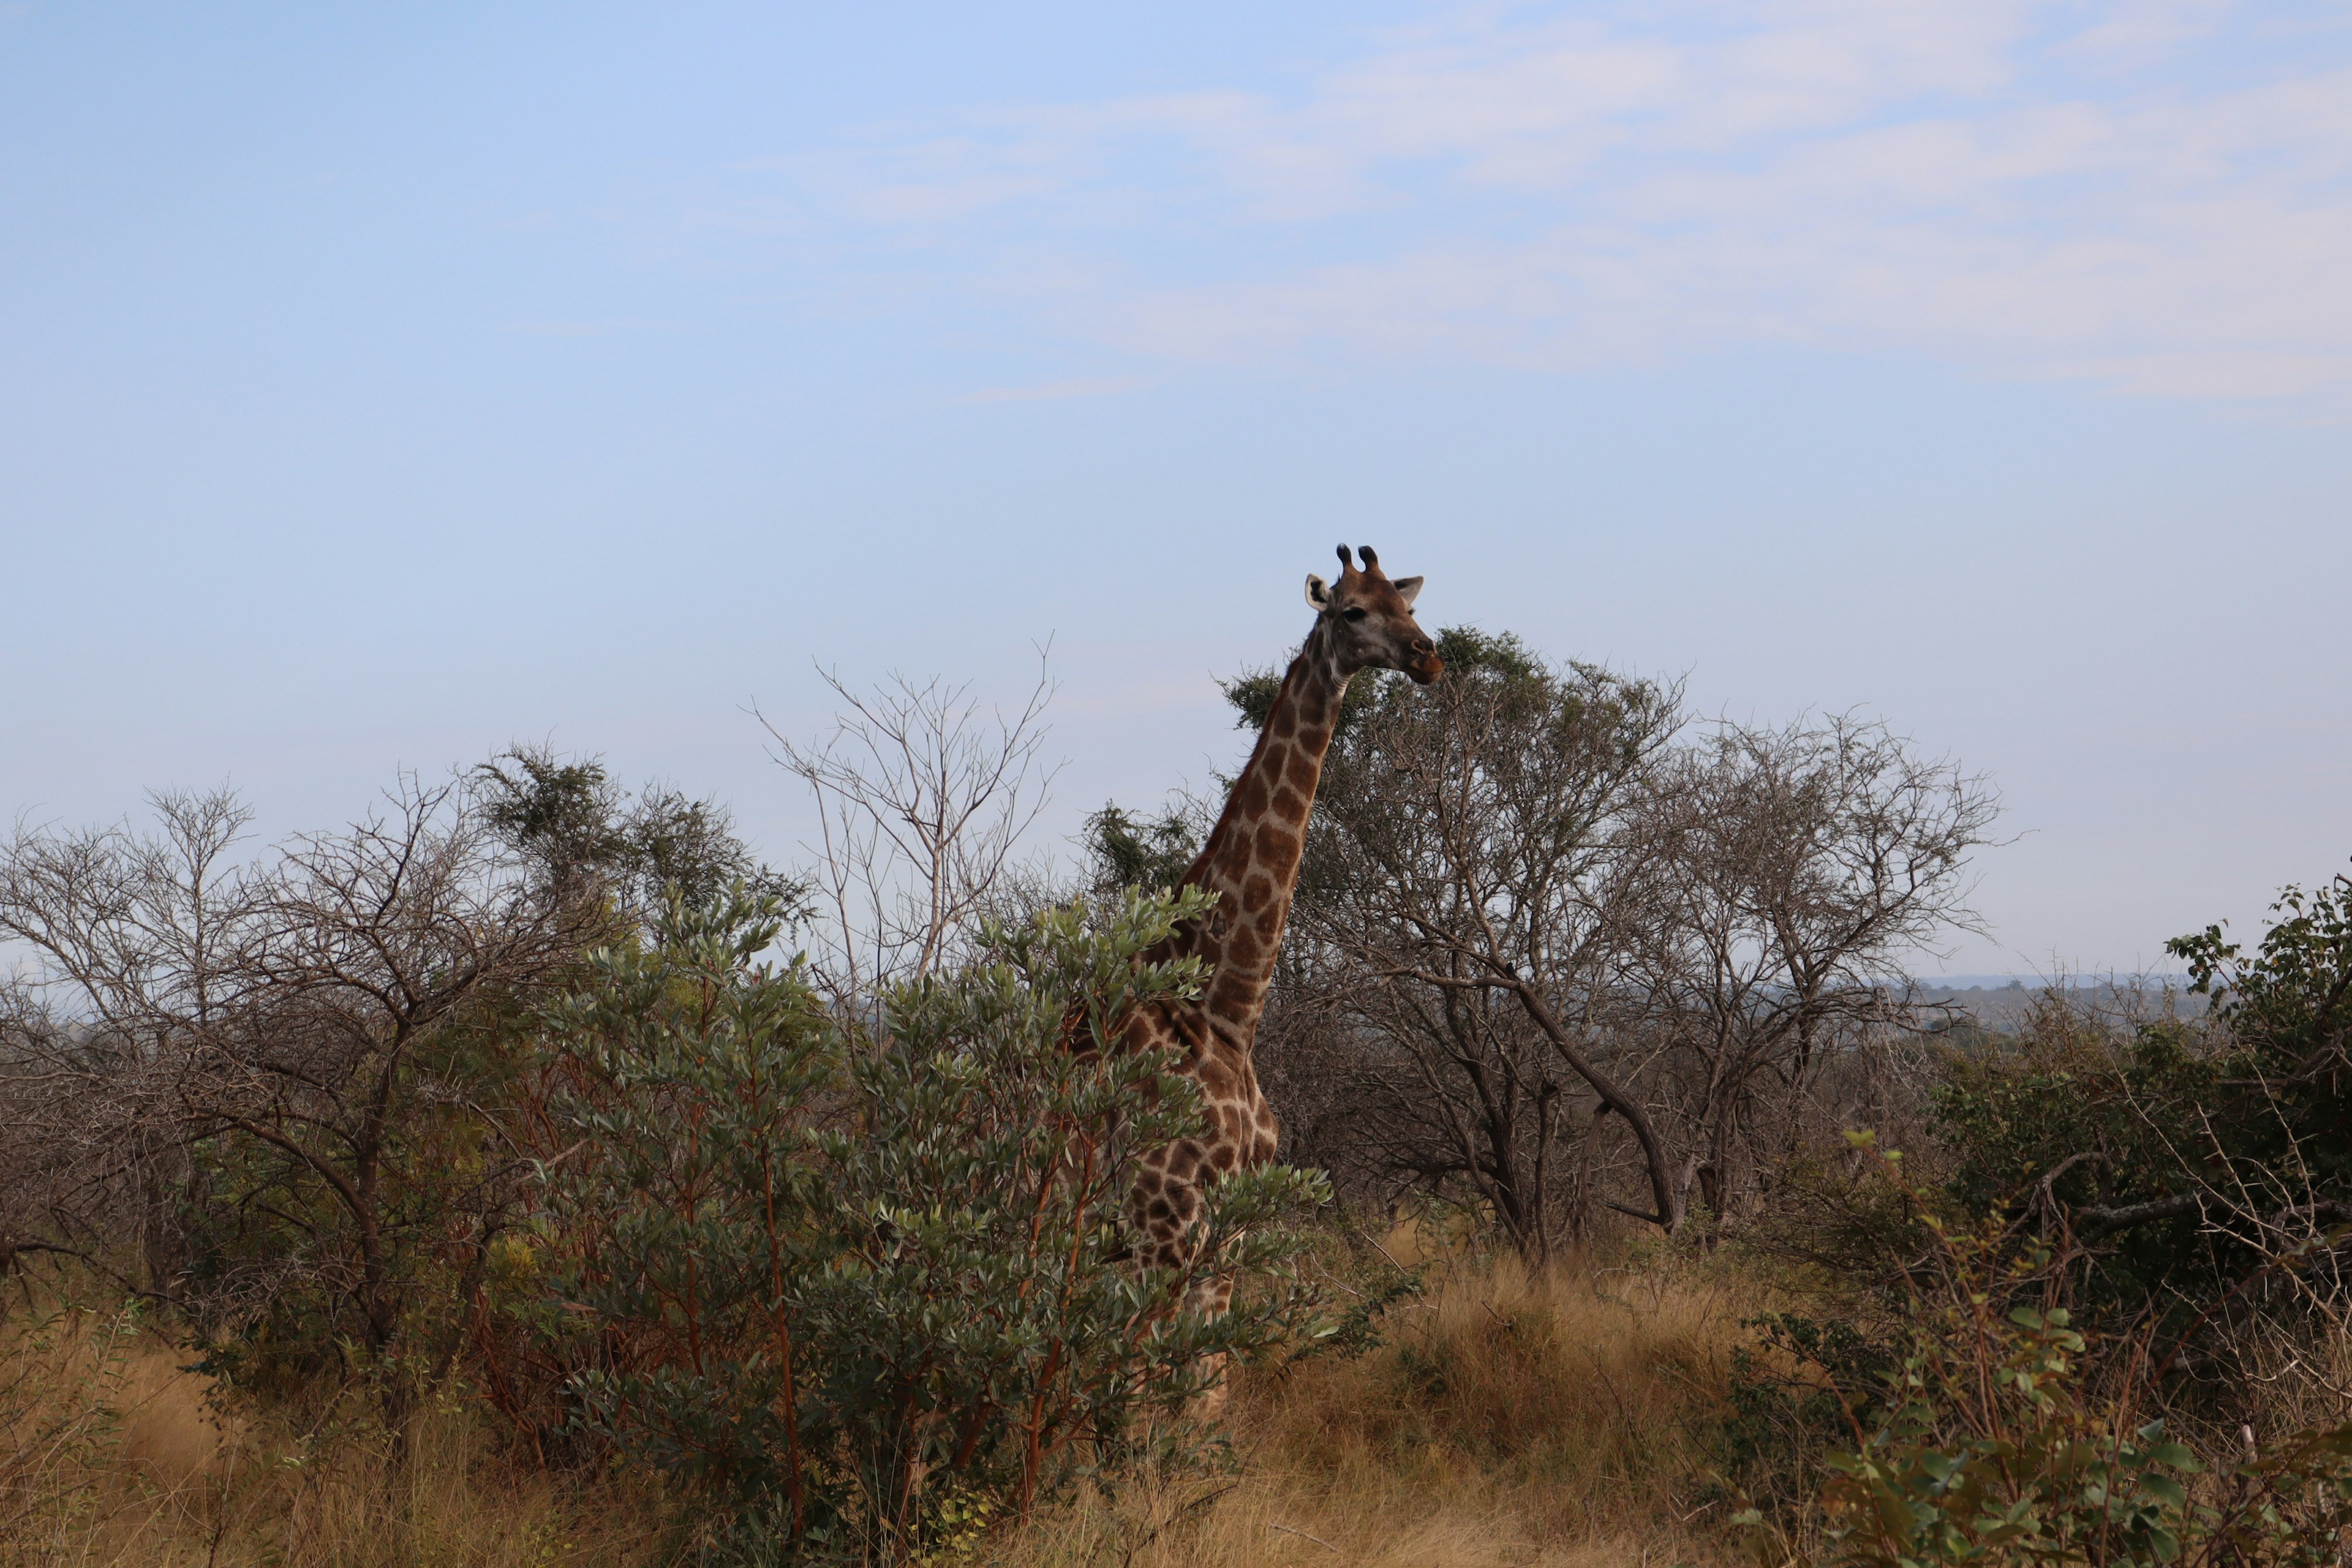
(4, 628, 2347, 1566)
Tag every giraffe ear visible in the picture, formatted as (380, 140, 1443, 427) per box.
(1305, 573, 1332, 611)
(1393, 575, 1423, 606)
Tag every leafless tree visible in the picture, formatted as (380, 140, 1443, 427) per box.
(0, 789, 258, 1292)
(0, 778, 593, 1432)
(1623, 715, 1999, 1222)
(760, 652, 1060, 1016)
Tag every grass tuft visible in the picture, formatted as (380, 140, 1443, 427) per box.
(981, 1242, 1757, 1568)
(0, 1311, 667, 1568)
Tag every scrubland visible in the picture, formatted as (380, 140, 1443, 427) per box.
(6, 648, 2348, 1564)
(2, 1297, 657, 1568)
(3, 1235, 1768, 1568)
(10, 1203, 2352, 1568)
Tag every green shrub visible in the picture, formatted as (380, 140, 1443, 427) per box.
(1740, 1144, 2352, 1568)
(536, 884, 1327, 1564)
(1925, 866, 2351, 1333)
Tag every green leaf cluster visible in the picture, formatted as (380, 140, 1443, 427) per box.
(533, 883, 1329, 1562)
(2166, 870, 2352, 1201)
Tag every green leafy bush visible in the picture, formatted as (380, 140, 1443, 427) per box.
(535, 884, 1328, 1563)
(2167, 869, 2352, 1217)
(1926, 867, 2351, 1332)
(1740, 1145, 2352, 1568)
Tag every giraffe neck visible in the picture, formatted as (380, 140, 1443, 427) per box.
(1176, 619, 1351, 1048)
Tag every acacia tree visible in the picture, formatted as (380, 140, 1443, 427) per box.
(1261, 630, 1684, 1254)
(1218, 630, 1996, 1253)
(0, 790, 257, 1295)
(0, 782, 589, 1414)
(475, 745, 801, 928)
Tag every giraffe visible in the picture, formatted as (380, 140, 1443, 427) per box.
(1120, 543, 1442, 1408)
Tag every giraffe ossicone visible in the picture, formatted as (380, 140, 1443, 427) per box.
(1120, 544, 1442, 1412)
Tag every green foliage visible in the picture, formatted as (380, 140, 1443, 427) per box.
(175, 1049, 507, 1394)
(1808, 1298, 2204, 1568)
(2167, 869, 2352, 1199)
(174, 951, 569, 1406)
(1219, 625, 1550, 734)
(131, 757, 794, 1416)
(1926, 864, 2352, 1324)
(1740, 1145, 2352, 1568)
(1215, 657, 1292, 733)
(1740, 1137, 1957, 1306)
(480, 745, 805, 918)
(1721, 1311, 1901, 1513)
(1931, 1011, 2225, 1309)
(1303, 1251, 1427, 1363)
(1079, 803, 1200, 897)
(530, 882, 837, 1521)
(538, 884, 1330, 1563)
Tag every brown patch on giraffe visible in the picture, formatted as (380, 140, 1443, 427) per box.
(1208, 976, 1253, 1016)
(1197, 1055, 1235, 1099)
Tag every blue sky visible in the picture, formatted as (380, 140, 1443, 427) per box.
(4, 1, 2348, 975)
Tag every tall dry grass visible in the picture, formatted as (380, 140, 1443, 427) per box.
(59, 1227, 2335, 1568)
(0, 1305, 667, 1568)
(5, 1243, 1759, 1568)
(984, 1237, 1763, 1568)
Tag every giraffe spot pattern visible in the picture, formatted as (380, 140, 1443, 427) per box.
(1114, 612, 1405, 1386)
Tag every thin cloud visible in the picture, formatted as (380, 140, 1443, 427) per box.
(2058, 0, 2238, 61)
(961, 375, 1150, 404)
(727, 1, 2352, 409)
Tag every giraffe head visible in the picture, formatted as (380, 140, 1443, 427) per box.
(1305, 544, 1444, 685)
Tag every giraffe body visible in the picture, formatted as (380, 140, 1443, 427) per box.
(1121, 547, 1441, 1401)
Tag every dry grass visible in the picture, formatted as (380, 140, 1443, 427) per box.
(3, 1243, 1758, 1568)
(983, 1237, 1762, 1568)
(0, 1306, 668, 1568)
(14, 1228, 2344, 1566)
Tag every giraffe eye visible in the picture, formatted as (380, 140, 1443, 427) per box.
(1342, 607, 1368, 622)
